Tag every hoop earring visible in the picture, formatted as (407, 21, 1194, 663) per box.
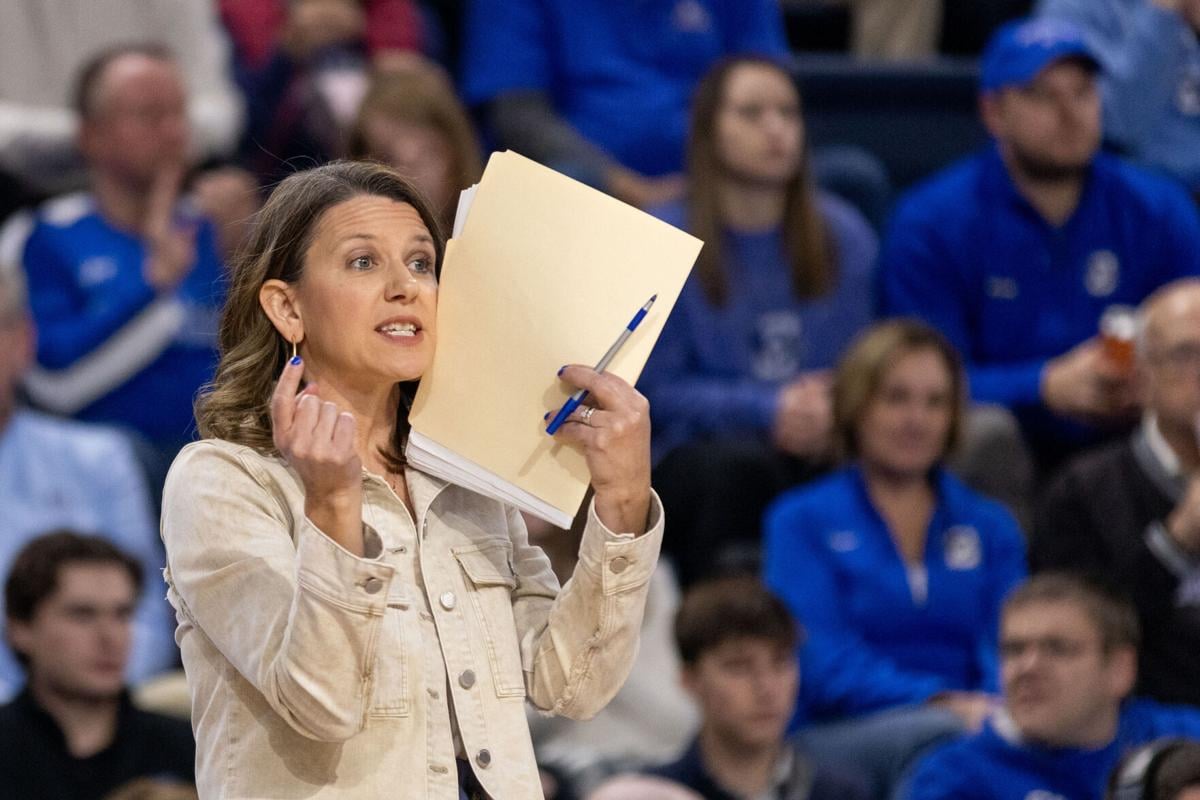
(290, 338, 298, 361)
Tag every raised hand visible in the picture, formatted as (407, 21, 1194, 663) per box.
(772, 371, 833, 458)
(142, 164, 198, 292)
(550, 366, 653, 535)
(271, 357, 365, 554)
(1167, 475, 1200, 555)
(1041, 338, 1138, 423)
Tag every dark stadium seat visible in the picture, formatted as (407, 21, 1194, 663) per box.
(794, 55, 988, 191)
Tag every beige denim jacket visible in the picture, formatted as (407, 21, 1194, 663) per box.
(160, 440, 664, 799)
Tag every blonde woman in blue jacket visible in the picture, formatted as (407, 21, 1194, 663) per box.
(764, 320, 1026, 798)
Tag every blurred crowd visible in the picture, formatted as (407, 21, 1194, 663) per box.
(5, 1, 1200, 798)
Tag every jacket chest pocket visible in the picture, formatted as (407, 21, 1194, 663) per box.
(368, 594, 413, 717)
(454, 541, 526, 698)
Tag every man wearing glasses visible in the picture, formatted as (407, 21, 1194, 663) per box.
(902, 574, 1200, 799)
(1034, 278, 1200, 709)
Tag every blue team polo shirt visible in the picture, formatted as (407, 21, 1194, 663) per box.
(904, 700, 1200, 800)
(461, 0, 788, 177)
(879, 146, 1200, 441)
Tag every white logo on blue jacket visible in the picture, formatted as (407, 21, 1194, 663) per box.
(672, 0, 712, 33)
(79, 256, 118, 287)
(943, 525, 981, 570)
(1025, 791, 1067, 800)
(828, 530, 859, 553)
(987, 276, 1020, 300)
(1085, 250, 1120, 297)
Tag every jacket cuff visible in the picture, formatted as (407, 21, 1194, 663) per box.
(295, 518, 395, 614)
(577, 490, 664, 595)
(1146, 520, 1198, 580)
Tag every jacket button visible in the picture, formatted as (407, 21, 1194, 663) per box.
(459, 669, 476, 689)
(608, 556, 630, 574)
(475, 749, 491, 768)
(440, 591, 457, 610)
(363, 577, 383, 594)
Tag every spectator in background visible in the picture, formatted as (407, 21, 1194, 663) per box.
(0, 1, 242, 196)
(764, 320, 1026, 799)
(633, 575, 867, 800)
(522, 502, 698, 797)
(0, 259, 175, 699)
(104, 778, 198, 800)
(1034, 278, 1200, 708)
(1106, 740, 1200, 800)
(642, 55, 878, 586)
(221, 0, 423, 75)
(104, 779, 198, 800)
(902, 574, 1200, 800)
(527, 555, 698, 796)
(1, 45, 227, 473)
(221, 0, 425, 181)
(0, 532, 194, 800)
(586, 776, 704, 800)
(348, 63, 482, 234)
(461, 0, 788, 209)
(1039, 0, 1200, 195)
(879, 17, 1200, 472)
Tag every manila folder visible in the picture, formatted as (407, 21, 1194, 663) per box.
(406, 150, 701, 528)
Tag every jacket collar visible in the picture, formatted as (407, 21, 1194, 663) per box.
(404, 465, 451, 523)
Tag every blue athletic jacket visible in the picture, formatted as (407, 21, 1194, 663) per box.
(903, 700, 1200, 800)
(764, 466, 1026, 727)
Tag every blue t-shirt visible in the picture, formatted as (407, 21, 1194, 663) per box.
(763, 467, 1027, 726)
(904, 700, 1200, 800)
(879, 146, 1200, 442)
(640, 194, 878, 459)
(461, 0, 788, 177)
(9, 192, 225, 445)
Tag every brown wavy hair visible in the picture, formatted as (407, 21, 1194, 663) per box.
(831, 319, 966, 462)
(195, 161, 445, 466)
(347, 64, 482, 229)
(687, 55, 835, 307)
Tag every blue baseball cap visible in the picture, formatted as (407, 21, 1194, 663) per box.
(980, 18, 1101, 93)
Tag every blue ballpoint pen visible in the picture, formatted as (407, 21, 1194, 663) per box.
(545, 295, 657, 435)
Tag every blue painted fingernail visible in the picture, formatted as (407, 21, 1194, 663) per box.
(557, 365, 566, 376)
(290, 356, 302, 366)
(543, 411, 550, 420)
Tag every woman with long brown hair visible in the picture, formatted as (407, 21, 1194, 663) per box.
(160, 161, 663, 799)
(347, 62, 482, 232)
(643, 55, 878, 587)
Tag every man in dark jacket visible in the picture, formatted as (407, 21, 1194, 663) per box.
(1034, 277, 1200, 706)
(0, 531, 193, 799)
